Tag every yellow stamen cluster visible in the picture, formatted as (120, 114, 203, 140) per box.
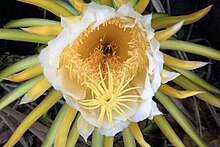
(79, 65, 141, 126)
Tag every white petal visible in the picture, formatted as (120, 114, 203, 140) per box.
(148, 101, 162, 120)
(150, 65, 161, 92)
(77, 115, 94, 142)
(84, 2, 116, 29)
(139, 14, 155, 41)
(58, 67, 86, 100)
(38, 49, 60, 90)
(117, 4, 141, 19)
(161, 69, 180, 83)
(131, 68, 154, 100)
(99, 120, 130, 136)
(63, 94, 80, 111)
(141, 73, 155, 99)
(130, 99, 152, 122)
(145, 51, 155, 74)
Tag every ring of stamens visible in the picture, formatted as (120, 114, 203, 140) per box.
(78, 65, 141, 126)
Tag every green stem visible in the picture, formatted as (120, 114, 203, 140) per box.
(122, 127, 136, 147)
(0, 29, 54, 44)
(160, 40, 220, 61)
(92, 127, 104, 147)
(0, 55, 39, 82)
(0, 75, 43, 110)
(155, 91, 207, 147)
(42, 104, 68, 147)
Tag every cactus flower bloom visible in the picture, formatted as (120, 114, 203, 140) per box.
(38, 2, 178, 139)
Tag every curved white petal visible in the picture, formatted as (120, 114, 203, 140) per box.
(77, 115, 94, 142)
(161, 69, 180, 83)
(130, 99, 152, 122)
(148, 100, 162, 120)
(99, 120, 130, 136)
(117, 4, 141, 19)
(140, 14, 155, 41)
(58, 67, 87, 100)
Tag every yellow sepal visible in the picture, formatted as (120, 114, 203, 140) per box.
(134, 0, 150, 14)
(20, 76, 51, 104)
(129, 122, 151, 147)
(54, 106, 78, 146)
(17, 0, 73, 17)
(69, 0, 87, 13)
(155, 21, 184, 42)
(163, 53, 207, 70)
(104, 136, 114, 147)
(152, 5, 212, 30)
(5, 64, 43, 82)
(159, 84, 204, 99)
(66, 114, 80, 147)
(22, 25, 63, 36)
(4, 89, 62, 147)
(101, 0, 113, 6)
(113, 0, 126, 8)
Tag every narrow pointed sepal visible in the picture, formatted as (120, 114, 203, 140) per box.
(5, 18, 60, 29)
(104, 136, 114, 147)
(66, 114, 80, 147)
(17, 0, 73, 17)
(155, 91, 208, 147)
(20, 76, 51, 104)
(5, 64, 43, 82)
(129, 122, 151, 147)
(54, 106, 78, 147)
(155, 20, 184, 42)
(163, 53, 208, 70)
(0, 55, 39, 82)
(112, 0, 126, 9)
(134, 0, 150, 13)
(0, 75, 42, 110)
(172, 67, 220, 94)
(0, 29, 55, 44)
(100, 0, 113, 7)
(68, 0, 87, 13)
(154, 115, 185, 147)
(4, 89, 62, 147)
(160, 40, 220, 61)
(41, 104, 69, 147)
(159, 84, 204, 99)
(22, 25, 63, 36)
(152, 5, 212, 29)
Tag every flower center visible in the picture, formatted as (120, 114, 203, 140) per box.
(60, 17, 149, 85)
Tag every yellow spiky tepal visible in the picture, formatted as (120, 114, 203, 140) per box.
(0, 1, 220, 147)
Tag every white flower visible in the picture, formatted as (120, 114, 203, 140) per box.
(38, 2, 178, 140)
